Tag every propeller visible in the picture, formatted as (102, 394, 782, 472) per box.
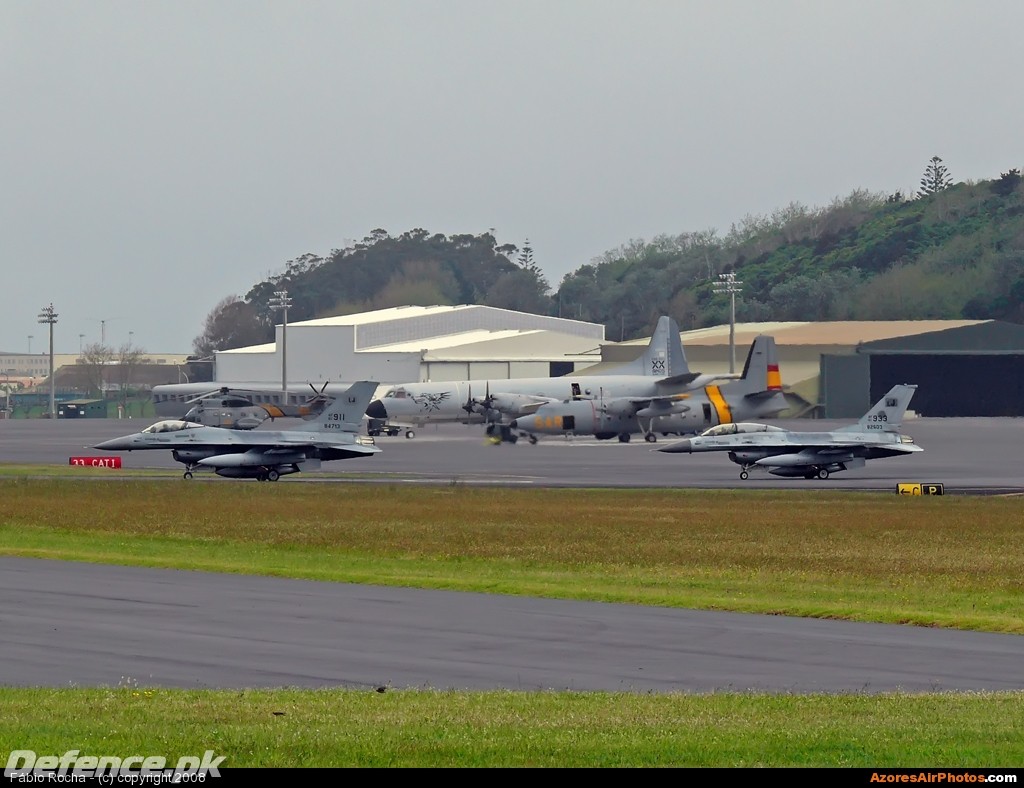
(183, 386, 233, 405)
(297, 381, 332, 419)
(305, 381, 330, 403)
(463, 381, 496, 418)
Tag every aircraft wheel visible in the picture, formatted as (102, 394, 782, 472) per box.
(644, 433, 657, 443)
(528, 434, 538, 445)
(183, 471, 193, 480)
(405, 430, 416, 439)
(739, 471, 749, 480)
(267, 469, 280, 482)
(816, 468, 830, 480)
(618, 433, 631, 443)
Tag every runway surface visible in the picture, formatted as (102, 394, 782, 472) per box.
(1, 416, 1022, 692)
(3, 556, 1023, 692)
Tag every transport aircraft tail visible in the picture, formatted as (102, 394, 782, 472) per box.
(614, 315, 692, 380)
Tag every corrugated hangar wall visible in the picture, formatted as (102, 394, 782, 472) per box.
(820, 354, 871, 418)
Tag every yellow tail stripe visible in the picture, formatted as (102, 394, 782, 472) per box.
(705, 385, 733, 424)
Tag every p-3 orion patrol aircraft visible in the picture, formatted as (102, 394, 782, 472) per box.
(509, 334, 787, 443)
(364, 315, 740, 443)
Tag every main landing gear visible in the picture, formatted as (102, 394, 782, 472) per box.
(485, 424, 538, 445)
(256, 468, 281, 482)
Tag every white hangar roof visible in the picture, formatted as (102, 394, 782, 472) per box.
(281, 304, 604, 347)
(670, 320, 989, 347)
(366, 329, 604, 362)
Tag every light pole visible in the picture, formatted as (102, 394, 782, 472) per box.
(1, 369, 12, 415)
(27, 335, 32, 354)
(79, 333, 85, 355)
(269, 290, 293, 393)
(37, 303, 58, 419)
(713, 272, 743, 374)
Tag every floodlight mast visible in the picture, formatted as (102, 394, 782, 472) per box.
(712, 272, 743, 373)
(269, 290, 293, 393)
(37, 303, 58, 419)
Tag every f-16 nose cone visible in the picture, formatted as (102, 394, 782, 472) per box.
(365, 399, 387, 419)
(657, 438, 692, 453)
(94, 436, 131, 451)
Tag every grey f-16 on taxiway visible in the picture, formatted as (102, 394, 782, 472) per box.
(95, 381, 380, 481)
(657, 383, 922, 480)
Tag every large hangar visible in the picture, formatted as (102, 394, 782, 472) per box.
(602, 319, 1023, 418)
(210, 309, 1024, 418)
(824, 320, 1024, 418)
(212, 305, 606, 385)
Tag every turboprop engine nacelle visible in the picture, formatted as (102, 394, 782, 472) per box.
(487, 392, 552, 416)
(634, 402, 690, 419)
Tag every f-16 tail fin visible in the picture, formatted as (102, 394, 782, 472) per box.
(616, 315, 689, 378)
(315, 381, 378, 432)
(836, 384, 918, 433)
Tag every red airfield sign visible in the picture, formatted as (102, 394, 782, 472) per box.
(69, 456, 122, 468)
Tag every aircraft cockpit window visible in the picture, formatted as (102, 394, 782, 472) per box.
(700, 422, 785, 437)
(142, 420, 202, 434)
(383, 389, 407, 399)
(701, 423, 739, 437)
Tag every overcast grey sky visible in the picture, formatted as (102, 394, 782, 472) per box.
(3, 1, 1023, 353)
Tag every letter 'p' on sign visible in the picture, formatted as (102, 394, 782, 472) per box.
(896, 483, 944, 495)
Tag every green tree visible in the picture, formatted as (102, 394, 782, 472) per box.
(917, 155, 952, 197)
(193, 296, 271, 357)
(990, 168, 1021, 198)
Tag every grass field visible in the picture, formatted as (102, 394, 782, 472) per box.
(2, 476, 1022, 767)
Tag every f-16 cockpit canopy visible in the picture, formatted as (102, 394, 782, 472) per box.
(700, 422, 787, 437)
(142, 420, 205, 434)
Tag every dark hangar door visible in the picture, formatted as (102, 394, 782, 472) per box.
(870, 354, 1024, 416)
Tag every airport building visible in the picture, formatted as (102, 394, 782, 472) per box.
(150, 306, 1024, 419)
(212, 305, 608, 385)
(611, 319, 1024, 418)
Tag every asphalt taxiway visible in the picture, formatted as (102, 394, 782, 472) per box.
(2, 415, 1024, 492)
(3, 556, 1023, 692)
